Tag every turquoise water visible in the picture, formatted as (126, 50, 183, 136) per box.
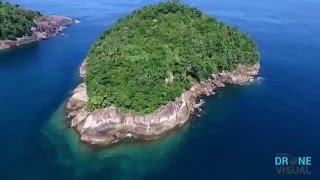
(1, 0, 320, 179)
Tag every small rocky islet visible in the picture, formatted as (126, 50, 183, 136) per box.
(65, 1, 260, 146)
(0, 2, 74, 50)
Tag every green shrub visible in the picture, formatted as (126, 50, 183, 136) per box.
(86, 1, 259, 115)
(0, 2, 42, 40)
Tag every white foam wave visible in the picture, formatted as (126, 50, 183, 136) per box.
(250, 76, 265, 84)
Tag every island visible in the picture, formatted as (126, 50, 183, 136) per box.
(0, 2, 74, 50)
(65, 1, 260, 146)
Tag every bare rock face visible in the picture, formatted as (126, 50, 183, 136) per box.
(0, 16, 74, 50)
(0, 42, 11, 49)
(217, 64, 260, 85)
(79, 60, 87, 79)
(65, 60, 260, 146)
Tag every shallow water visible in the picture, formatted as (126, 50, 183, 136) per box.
(1, 0, 320, 179)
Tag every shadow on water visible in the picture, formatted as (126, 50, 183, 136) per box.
(0, 42, 40, 63)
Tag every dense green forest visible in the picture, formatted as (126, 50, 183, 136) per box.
(86, 1, 259, 114)
(0, 1, 41, 40)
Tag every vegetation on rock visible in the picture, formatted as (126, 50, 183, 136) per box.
(86, 1, 259, 114)
(0, 2, 41, 40)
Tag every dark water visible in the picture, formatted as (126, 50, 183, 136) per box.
(1, 0, 320, 179)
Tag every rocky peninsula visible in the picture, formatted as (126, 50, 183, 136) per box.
(0, 16, 74, 50)
(65, 61, 259, 145)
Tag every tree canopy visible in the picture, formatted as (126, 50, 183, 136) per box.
(86, 1, 259, 115)
(0, 1, 41, 40)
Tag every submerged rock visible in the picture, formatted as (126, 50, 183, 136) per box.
(65, 60, 260, 146)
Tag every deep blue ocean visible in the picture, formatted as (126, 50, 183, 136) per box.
(1, 0, 320, 179)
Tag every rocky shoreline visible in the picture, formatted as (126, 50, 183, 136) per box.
(65, 60, 260, 146)
(0, 16, 74, 50)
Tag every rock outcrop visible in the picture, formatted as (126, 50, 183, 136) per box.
(0, 16, 74, 50)
(65, 60, 260, 145)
